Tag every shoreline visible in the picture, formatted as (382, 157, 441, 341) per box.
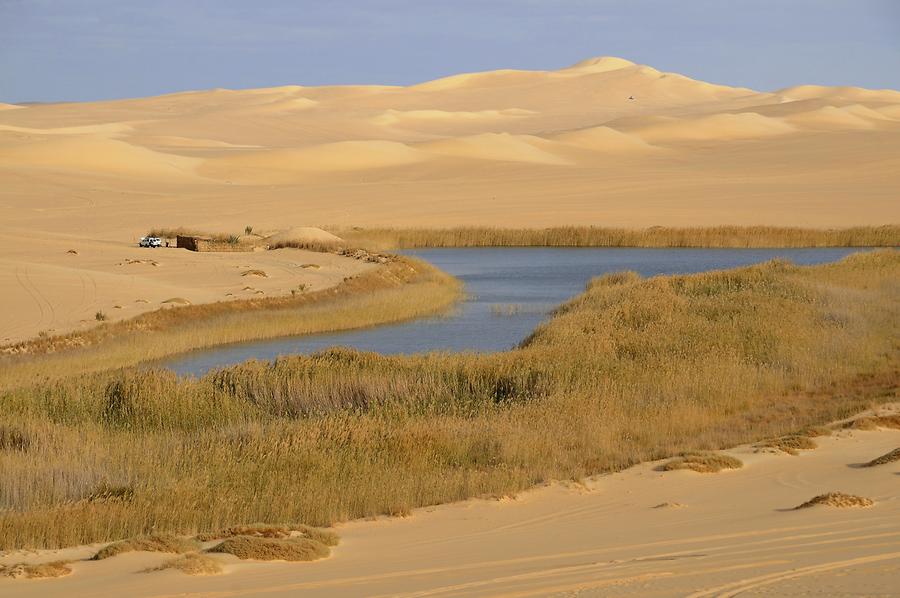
(2, 403, 898, 596)
(0, 256, 462, 390)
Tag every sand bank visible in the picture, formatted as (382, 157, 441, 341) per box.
(2, 405, 898, 597)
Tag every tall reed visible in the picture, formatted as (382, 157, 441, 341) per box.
(0, 250, 897, 549)
(334, 225, 900, 250)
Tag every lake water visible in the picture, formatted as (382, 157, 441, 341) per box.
(162, 247, 865, 377)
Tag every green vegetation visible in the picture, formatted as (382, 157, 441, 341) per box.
(335, 225, 900, 250)
(0, 250, 896, 549)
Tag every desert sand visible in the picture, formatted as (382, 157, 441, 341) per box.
(0, 230, 375, 344)
(1, 55, 899, 235)
(2, 405, 898, 597)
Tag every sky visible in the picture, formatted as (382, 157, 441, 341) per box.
(1, 0, 899, 103)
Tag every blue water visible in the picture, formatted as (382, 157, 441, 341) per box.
(162, 247, 865, 377)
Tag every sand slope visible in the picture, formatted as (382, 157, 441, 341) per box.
(1, 55, 898, 228)
(0, 231, 373, 344)
(3, 405, 898, 597)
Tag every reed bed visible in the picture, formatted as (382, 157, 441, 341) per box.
(334, 225, 900, 250)
(0, 250, 897, 549)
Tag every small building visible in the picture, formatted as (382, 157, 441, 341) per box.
(176, 235, 249, 252)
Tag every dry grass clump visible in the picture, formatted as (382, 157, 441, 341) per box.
(755, 435, 818, 455)
(659, 452, 743, 473)
(0, 561, 71, 579)
(872, 415, 900, 429)
(85, 482, 134, 503)
(0, 425, 30, 452)
(208, 536, 330, 562)
(143, 553, 223, 576)
(863, 448, 900, 467)
(196, 523, 338, 546)
(336, 225, 900, 250)
(241, 269, 268, 278)
(93, 535, 200, 560)
(798, 425, 832, 437)
(793, 492, 874, 509)
(844, 415, 900, 431)
(268, 239, 343, 253)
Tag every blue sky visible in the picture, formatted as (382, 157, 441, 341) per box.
(1, 0, 898, 103)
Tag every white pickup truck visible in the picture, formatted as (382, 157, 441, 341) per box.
(139, 236, 162, 248)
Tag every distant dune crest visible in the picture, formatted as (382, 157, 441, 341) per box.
(0, 55, 898, 184)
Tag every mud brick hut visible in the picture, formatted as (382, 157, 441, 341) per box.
(176, 235, 250, 252)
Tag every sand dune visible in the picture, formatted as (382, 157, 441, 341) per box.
(551, 125, 657, 152)
(559, 55, 637, 74)
(3, 405, 898, 597)
(372, 108, 535, 127)
(0, 137, 199, 177)
(779, 84, 900, 103)
(784, 104, 895, 130)
(419, 132, 570, 164)
(201, 140, 429, 182)
(631, 112, 795, 142)
(0, 56, 898, 341)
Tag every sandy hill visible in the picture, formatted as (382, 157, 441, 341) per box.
(0, 55, 898, 233)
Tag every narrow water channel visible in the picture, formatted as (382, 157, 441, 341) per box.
(162, 247, 866, 377)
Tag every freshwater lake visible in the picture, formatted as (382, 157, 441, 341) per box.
(163, 247, 865, 377)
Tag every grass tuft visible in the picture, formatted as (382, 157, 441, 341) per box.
(659, 451, 743, 473)
(0, 425, 30, 452)
(92, 535, 199, 560)
(208, 536, 330, 562)
(793, 492, 874, 509)
(196, 523, 338, 546)
(863, 448, 900, 467)
(755, 435, 818, 455)
(0, 561, 71, 579)
(143, 553, 223, 575)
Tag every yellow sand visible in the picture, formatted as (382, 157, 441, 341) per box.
(1, 55, 898, 343)
(0, 231, 373, 344)
(3, 404, 898, 597)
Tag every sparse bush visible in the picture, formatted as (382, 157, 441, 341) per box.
(245, 225, 253, 236)
(95, 311, 108, 321)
